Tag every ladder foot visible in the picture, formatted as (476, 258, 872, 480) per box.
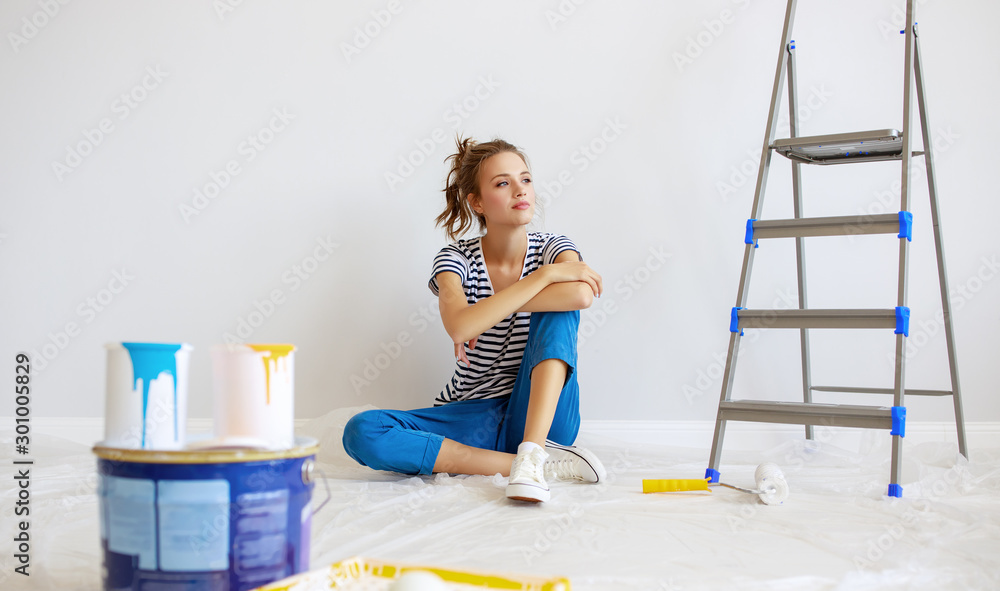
(706, 468, 720, 483)
(888, 483, 903, 498)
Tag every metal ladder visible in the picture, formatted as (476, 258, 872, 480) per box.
(706, 0, 967, 498)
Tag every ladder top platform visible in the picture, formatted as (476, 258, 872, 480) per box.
(772, 129, 907, 165)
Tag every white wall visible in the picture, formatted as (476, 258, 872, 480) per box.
(2, 0, 997, 428)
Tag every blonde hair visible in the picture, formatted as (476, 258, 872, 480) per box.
(437, 136, 529, 241)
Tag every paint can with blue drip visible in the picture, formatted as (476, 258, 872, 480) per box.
(104, 342, 193, 450)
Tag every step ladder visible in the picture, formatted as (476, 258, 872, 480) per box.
(706, 0, 967, 498)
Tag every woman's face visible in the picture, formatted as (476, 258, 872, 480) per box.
(469, 151, 534, 230)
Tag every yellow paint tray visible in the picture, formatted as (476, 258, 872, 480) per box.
(255, 556, 571, 590)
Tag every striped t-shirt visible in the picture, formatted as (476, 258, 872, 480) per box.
(428, 232, 579, 405)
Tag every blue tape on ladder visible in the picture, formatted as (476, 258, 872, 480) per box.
(895, 306, 910, 336)
(706, 468, 720, 483)
(745, 219, 757, 247)
(891, 406, 906, 437)
(888, 483, 903, 497)
(898, 211, 913, 241)
(730, 307, 744, 335)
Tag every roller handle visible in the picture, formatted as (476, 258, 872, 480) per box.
(642, 478, 711, 493)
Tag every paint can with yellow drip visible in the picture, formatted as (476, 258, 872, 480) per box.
(210, 344, 296, 449)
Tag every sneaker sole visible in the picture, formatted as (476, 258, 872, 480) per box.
(506, 483, 550, 503)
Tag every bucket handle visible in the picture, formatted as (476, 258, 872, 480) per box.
(302, 460, 332, 517)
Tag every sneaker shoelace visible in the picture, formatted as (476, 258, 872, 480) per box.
(512, 448, 546, 482)
(544, 457, 582, 481)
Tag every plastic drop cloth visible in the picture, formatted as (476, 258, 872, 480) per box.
(2, 405, 999, 591)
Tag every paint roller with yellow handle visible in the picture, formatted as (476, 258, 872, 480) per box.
(643, 463, 789, 505)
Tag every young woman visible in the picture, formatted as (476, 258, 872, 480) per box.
(343, 137, 605, 503)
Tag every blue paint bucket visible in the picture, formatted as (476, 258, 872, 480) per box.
(94, 438, 320, 591)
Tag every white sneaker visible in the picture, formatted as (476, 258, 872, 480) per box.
(544, 442, 606, 484)
(506, 446, 550, 503)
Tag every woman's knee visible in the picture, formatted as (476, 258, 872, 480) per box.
(531, 310, 580, 331)
(343, 409, 430, 474)
(529, 311, 580, 347)
(525, 311, 580, 371)
(342, 409, 385, 464)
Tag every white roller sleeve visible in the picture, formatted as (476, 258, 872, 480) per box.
(755, 462, 789, 505)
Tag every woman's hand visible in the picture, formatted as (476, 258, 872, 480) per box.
(455, 336, 478, 366)
(543, 261, 603, 298)
(436, 255, 599, 346)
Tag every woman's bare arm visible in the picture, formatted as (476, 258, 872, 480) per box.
(437, 253, 602, 345)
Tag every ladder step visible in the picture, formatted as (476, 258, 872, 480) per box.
(746, 212, 911, 242)
(811, 386, 954, 397)
(772, 128, 924, 165)
(719, 400, 895, 430)
(732, 307, 909, 332)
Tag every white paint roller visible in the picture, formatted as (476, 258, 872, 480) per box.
(716, 462, 789, 505)
(388, 571, 449, 591)
(755, 462, 789, 505)
(643, 463, 789, 504)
